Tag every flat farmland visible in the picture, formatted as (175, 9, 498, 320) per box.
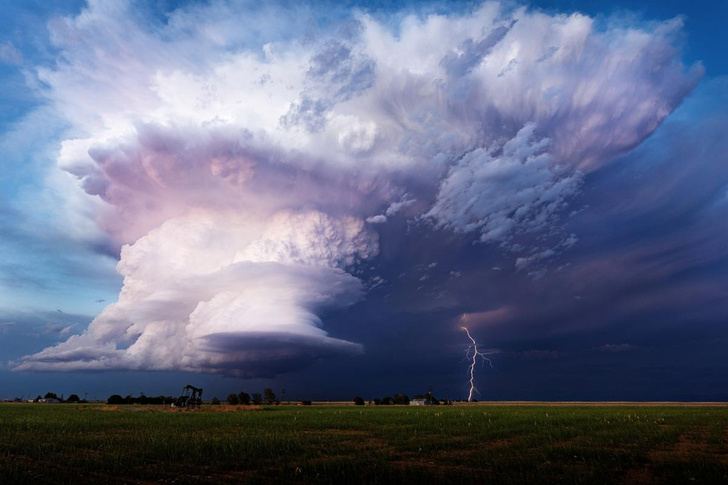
(1, 403, 728, 484)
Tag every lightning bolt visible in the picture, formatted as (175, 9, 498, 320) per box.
(462, 326, 496, 402)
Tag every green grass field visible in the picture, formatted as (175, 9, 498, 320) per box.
(1, 403, 727, 484)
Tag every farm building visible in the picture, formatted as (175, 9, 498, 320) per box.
(409, 399, 431, 406)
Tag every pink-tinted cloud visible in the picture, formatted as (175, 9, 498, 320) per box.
(18, 1, 701, 376)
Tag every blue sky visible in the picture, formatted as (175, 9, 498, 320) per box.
(0, 0, 726, 402)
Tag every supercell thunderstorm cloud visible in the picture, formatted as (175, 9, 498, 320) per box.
(15, 0, 703, 378)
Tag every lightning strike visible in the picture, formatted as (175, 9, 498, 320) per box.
(462, 326, 496, 402)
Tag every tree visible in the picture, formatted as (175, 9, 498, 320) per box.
(67, 394, 80, 403)
(44, 392, 59, 400)
(263, 388, 277, 405)
(211, 397, 221, 405)
(226, 393, 239, 405)
(238, 391, 250, 405)
(353, 396, 365, 406)
(393, 394, 410, 405)
(252, 393, 262, 405)
(107, 394, 124, 405)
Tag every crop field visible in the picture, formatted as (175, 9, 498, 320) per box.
(1, 403, 728, 484)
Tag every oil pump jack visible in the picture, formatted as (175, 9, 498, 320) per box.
(172, 384, 203, 409)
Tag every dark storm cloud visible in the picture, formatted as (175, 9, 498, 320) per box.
(198, 331, 363, 378)
(320, 79, 728, 400)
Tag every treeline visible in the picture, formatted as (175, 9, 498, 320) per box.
(221, 388, 277, 405)
(103, 389, 280, 406)
(26, 392, 86, 403)
(20, 390, 454, 406)
(353, 393, 452, 406)
(107, 394, 177, 405)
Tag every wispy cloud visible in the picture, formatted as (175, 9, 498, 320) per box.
(0, 42, 22, 66)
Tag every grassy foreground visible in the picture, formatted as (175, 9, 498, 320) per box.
(1, 403, 728, 484)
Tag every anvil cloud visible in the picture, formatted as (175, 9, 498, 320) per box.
(17, 0, 701, 376)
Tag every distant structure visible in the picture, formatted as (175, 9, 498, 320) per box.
(409, 399, 432, 406)
(172, 384, 203, 409)
(38, 398, 60, 403)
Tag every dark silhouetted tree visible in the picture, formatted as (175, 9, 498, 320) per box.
(226, 394, 239, 405)
(67, 394, 80, 403)
(252, 393, 262, 405)
(107, 394, 124, 405)
(353, 396, 365, 406)
(263, 388, 276, 405)
(393, 394, 409, 405)
(44, 392, 59, 400)
(238, 391, 250, 405)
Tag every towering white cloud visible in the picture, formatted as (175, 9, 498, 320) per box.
(18, 1, 701, 376)
(17, 211, 374, 375)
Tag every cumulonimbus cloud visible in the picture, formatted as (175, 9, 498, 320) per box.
(17, 0, 702, 376)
